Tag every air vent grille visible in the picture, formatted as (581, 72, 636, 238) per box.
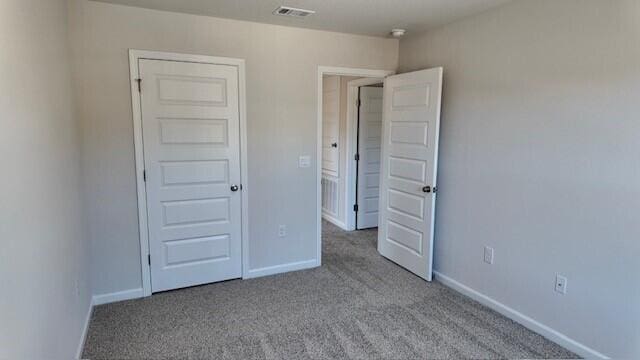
(273, 6, 315, 18)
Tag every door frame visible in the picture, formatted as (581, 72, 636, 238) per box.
(344, 77, 385, 231)
(129, 49, 249, 297)
(316, 66, 394, 265)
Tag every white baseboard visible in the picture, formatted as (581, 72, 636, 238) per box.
(76, 297, 94, 359)
(77, 288, 143, 358)
(321, 213, 348, 230)
(92, 288, 144, 306)
(433, 271, 609, 359)
(244, 259, 318, 279)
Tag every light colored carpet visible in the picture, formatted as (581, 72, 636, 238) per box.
(82, 221, 577, 359)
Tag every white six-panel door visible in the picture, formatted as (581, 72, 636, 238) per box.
(378, 68, 443, 281)
(356, 86, 383, 229)
(139, 59, 242, 292)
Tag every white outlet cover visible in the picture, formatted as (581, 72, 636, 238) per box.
(298, 155, 311, 168)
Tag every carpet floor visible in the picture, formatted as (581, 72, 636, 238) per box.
(82, 222, 577, 359)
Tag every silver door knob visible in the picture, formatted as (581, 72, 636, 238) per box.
(230, 185, 239, 192)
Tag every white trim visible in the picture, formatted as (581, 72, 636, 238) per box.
(322, 211, 347, 230)
(128, 49, 249, 294)
(317, 66, 394, 266)
(344, 77, 385, 231)
(92, 288, 145, 306)
(76, 298, 94, 359)
(238, 59, 250, 281)
(128, 50, 151, 297)
(434, 271, 610, 360)
(245, 259, 317, 279)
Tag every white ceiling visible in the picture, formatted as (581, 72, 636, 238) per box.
(91, 0, 513, 38)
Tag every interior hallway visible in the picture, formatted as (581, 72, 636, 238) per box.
(82, 222, 576, 359)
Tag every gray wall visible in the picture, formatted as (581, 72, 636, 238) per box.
(398, 0, 640, 357)
(0, 0, 91, 358)
(69, 0, 398, 296)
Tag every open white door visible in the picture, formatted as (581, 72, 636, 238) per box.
(378, 68, 443, 281)
(356, 86, 383, 229)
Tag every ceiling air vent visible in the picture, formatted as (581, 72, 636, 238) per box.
(273, 6, 315, 18)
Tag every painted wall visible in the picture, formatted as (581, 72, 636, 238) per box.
(398, 0, 640, 357)
(69, 0, 398, 296)
(0, 0, 91, 358)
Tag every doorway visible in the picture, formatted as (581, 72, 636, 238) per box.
(317, 66, 443, 282)
(317, 69, 390, 229)
(320, 75, 380, 230)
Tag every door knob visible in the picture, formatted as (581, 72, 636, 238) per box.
(331, 142, 338, 148)
(422, 186, 431, 193)
(230, 185, 239, 192)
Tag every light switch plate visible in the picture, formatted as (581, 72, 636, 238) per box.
(299, 155, 311, 168)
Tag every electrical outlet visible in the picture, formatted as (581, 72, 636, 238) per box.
(483, 246, 494, 264)
(278, 225, 287, 237)
(555, 274, 568, 294)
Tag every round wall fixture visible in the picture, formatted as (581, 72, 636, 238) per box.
(390, 29, 406, 38)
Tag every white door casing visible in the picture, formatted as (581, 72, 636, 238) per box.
(357, 86, 383, 229)
(378, 68, 443, 281)
(139, 58, 243, 292)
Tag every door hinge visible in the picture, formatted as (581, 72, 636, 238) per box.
(353, 204, 359, 212)
(147, 254, 151, 266)
(356, 99, 361, 107)
(143, 170, 146, 182)
(354, 153, 360, 161)
(136, 78, 142, 92)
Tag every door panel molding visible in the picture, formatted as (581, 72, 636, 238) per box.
(129, 50, 248, 297)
